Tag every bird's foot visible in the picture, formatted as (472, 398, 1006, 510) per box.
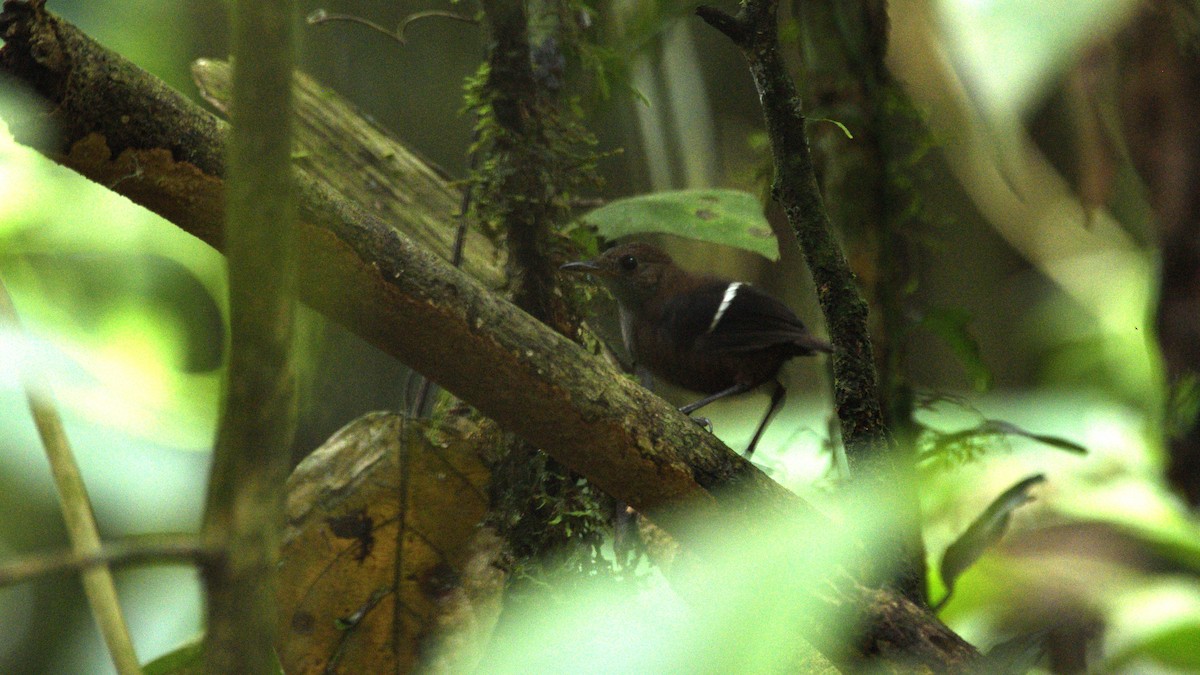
(687, 415, 713, 433)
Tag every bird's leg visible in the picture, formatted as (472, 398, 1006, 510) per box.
(744, 381, 786, 459)
(612, 501, 639, 569)
(679, 382, 754, 414)
(634, 365, 655, 389)
(614, 367, 656, 566)
(679, 382, 756, 433)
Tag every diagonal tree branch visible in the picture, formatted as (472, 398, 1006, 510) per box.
(0, 1, 978, 669)
(189, 58, 505, 292)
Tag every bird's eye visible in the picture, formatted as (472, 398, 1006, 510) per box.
(618, 255, 638, 271)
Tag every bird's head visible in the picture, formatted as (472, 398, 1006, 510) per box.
(560, 242, 677, 310)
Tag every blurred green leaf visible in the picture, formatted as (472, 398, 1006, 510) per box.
(580, 189, 780, 261)
(475, 490, 900, 673)
(143, 638, 201, 675)
(940, 0, 1138, 115)
(918, 306, 992, 391)
(0, 249, 225, 449)
(1106, 621, 1200, 672)
(144, 639, 284, 675)
(938, 474, 1046, 608)
(9, 252, 224, 372)
(979, 420, 1089, 455)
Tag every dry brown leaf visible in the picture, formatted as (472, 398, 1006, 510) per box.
(277, 412, 494, 674)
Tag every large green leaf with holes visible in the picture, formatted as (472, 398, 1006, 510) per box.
(581, 189, 780, 260)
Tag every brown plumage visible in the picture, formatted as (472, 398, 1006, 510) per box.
(561, 242, 831, 457)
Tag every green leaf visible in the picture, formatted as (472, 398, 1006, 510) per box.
(918, 307, 993, 391)
(10, 252, 225, 372)
(810, 117, 854, 139)
(937, 474, 1046, 608)
(143, 639, 202, 675)
(1106, 621, 1200, 671)
(143, 638, 285, 675)
(979, 420, 1089, 455)
(580, 189, 780, 261)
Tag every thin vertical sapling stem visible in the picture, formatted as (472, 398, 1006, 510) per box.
(0, 279, 142, 674)
(199, 1, 299, 673)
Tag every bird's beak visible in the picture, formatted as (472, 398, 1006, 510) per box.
(559, 260, 601, 273)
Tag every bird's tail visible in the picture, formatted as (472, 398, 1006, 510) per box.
(795, 334, 834, 355)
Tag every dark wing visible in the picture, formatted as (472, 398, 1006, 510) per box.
(652, 280, 730, 350)
(693, 282, 832, 355)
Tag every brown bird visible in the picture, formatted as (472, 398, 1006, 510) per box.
(561, 242, 832, 457)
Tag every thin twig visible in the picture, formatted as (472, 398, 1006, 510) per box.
(306, 8, 477, 46)
(306, 10, 407, 45)
(411, 128, 482, 417)
(451, 138, 481, 269)
(0, 535, 206, 587)
(0, 278, 143, 675)
(399, 10, 479, 43)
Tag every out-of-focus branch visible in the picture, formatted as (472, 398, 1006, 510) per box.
(0, 274, 142, 675)
(1120, 5, 1200, 505)
(0, 535, 205, 587)
(198, 0, 298, 672)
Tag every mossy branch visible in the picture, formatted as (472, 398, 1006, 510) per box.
(695, 0, 888, 493)
(473, 0, 606, 573)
